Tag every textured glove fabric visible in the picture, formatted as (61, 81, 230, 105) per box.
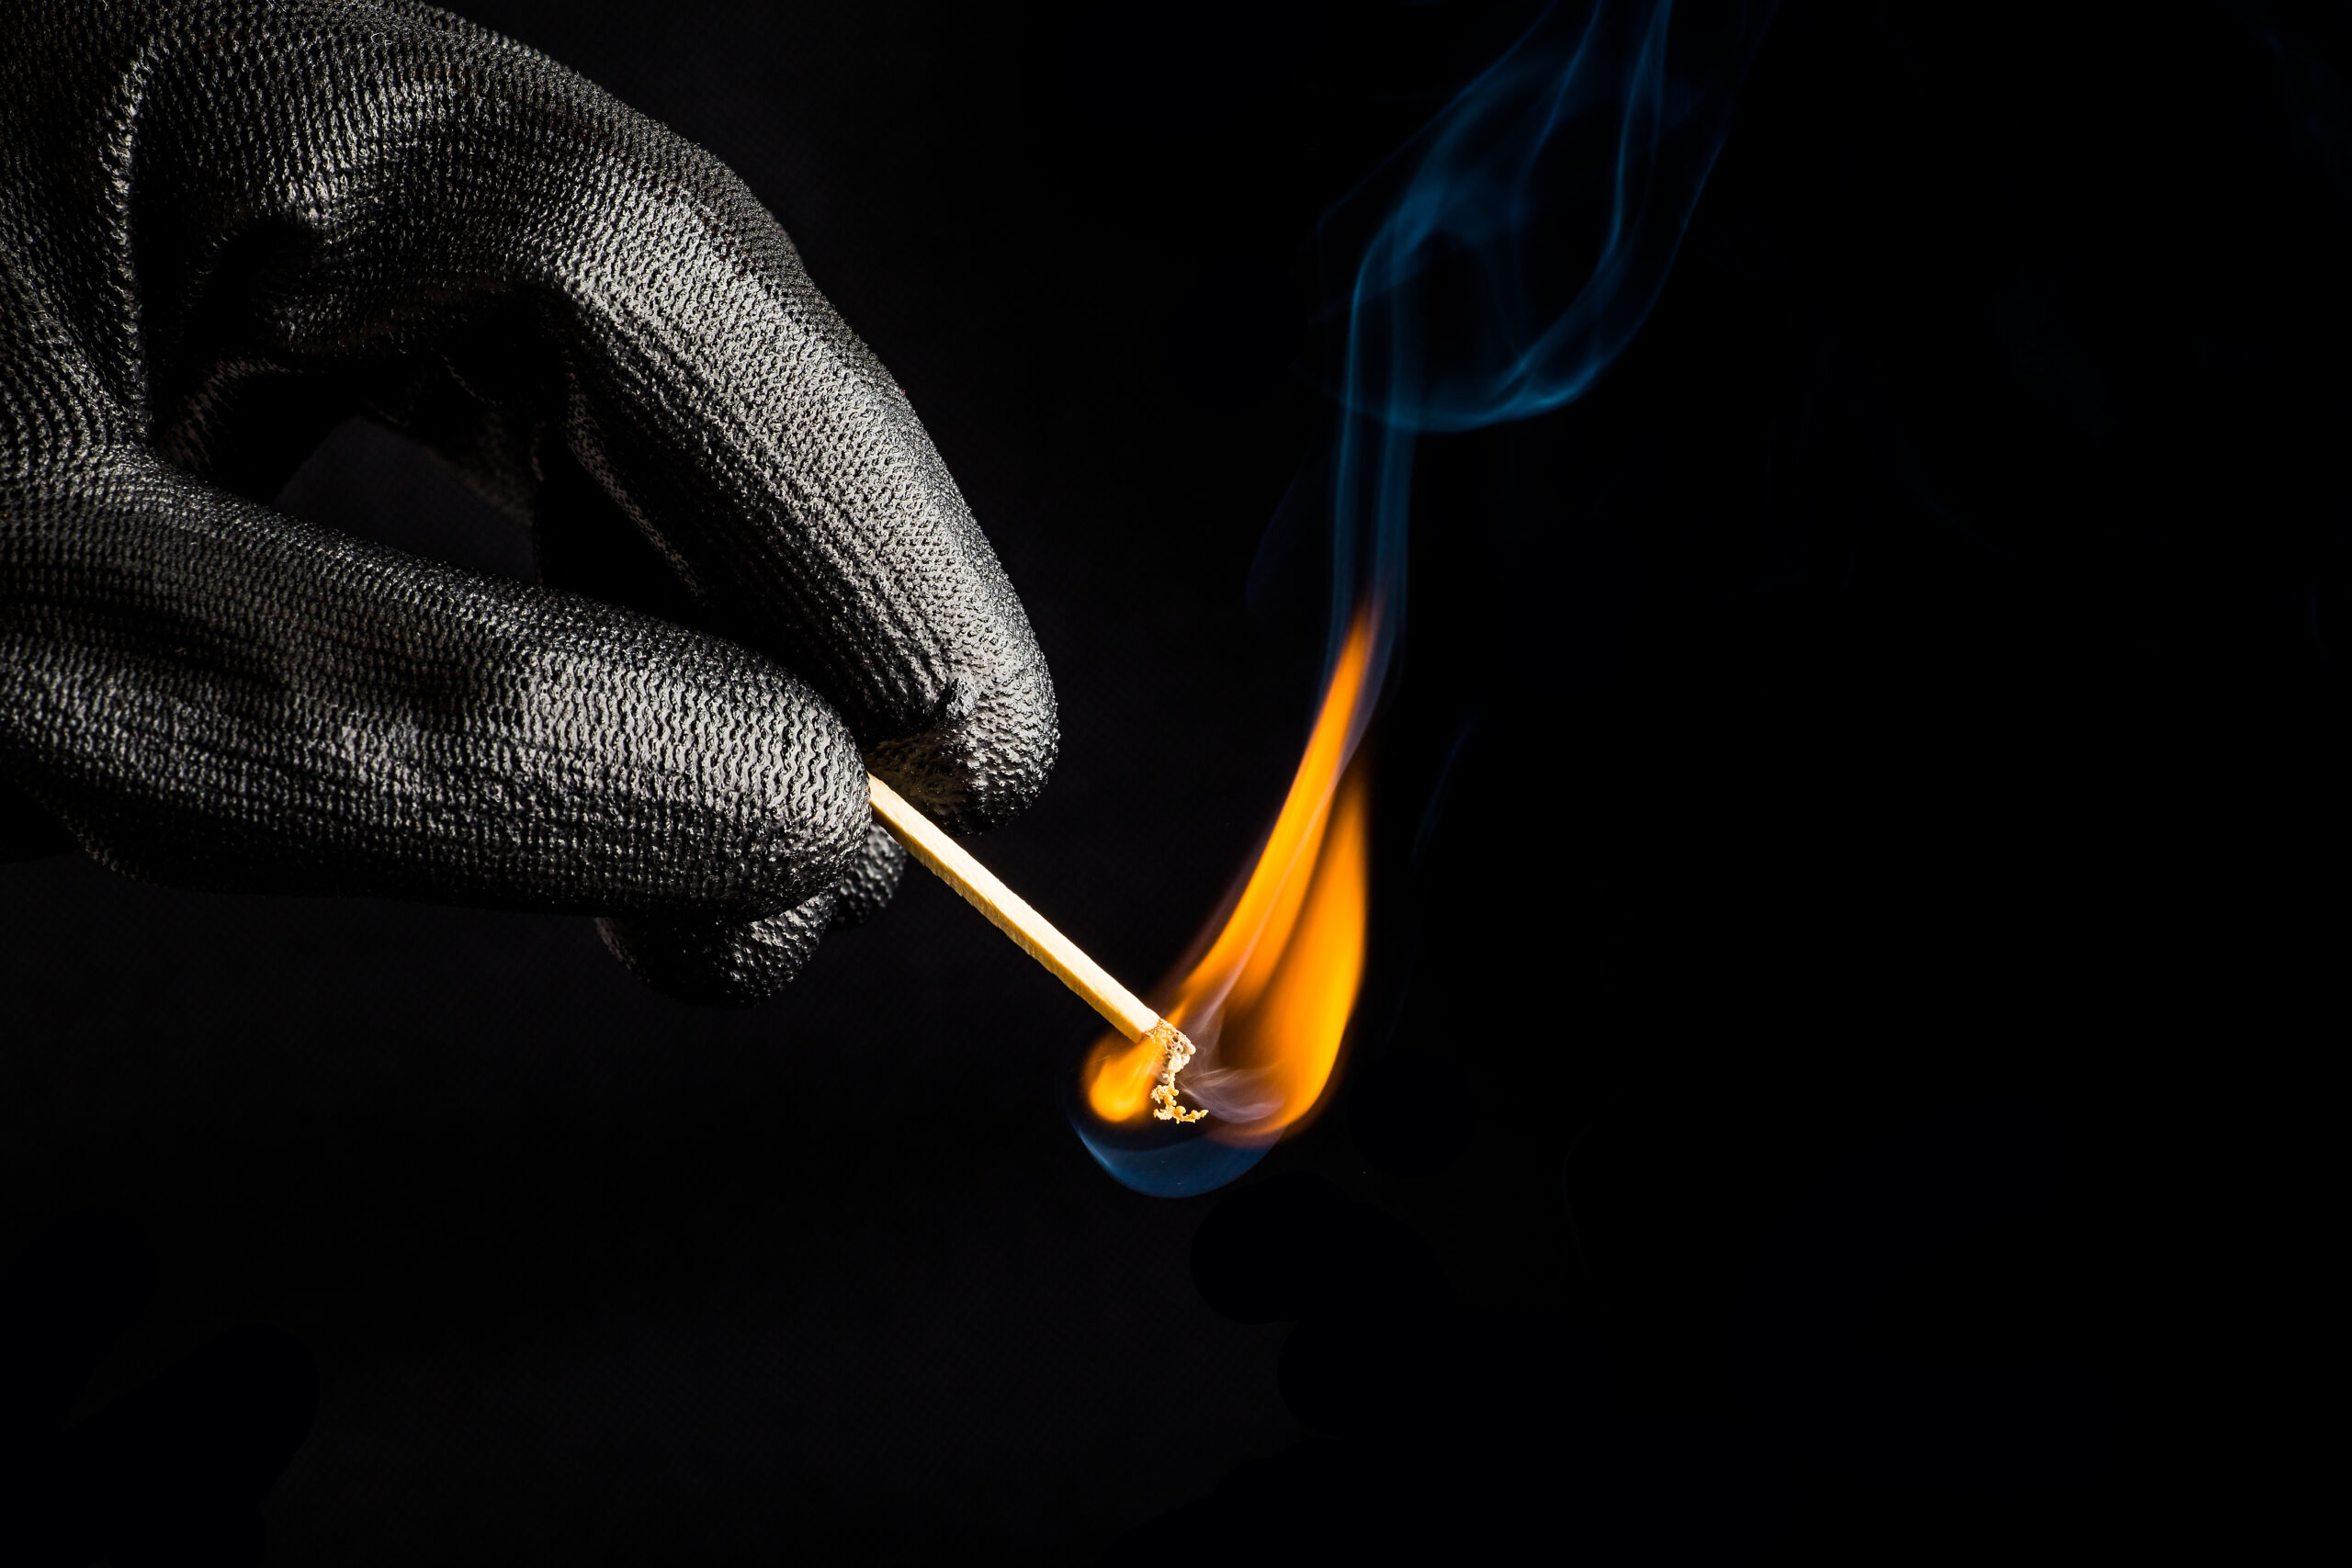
(0, 0, 1056, 1002)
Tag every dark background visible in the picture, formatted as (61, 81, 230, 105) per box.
(3, 1, 2341, 1561)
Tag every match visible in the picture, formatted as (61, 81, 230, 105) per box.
(865, 774, 1206, 1123)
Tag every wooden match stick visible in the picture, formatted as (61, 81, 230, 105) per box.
(865, 773, 1205, 1122)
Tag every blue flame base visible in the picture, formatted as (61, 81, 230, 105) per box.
(1057, 1025, 1276, 1197)
(1070, 1120, 1274, 1198)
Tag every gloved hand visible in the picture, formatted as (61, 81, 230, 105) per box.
(0, 0, 1057, 1005)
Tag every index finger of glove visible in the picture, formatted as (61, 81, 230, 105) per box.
(0, 463, 868, 921)
(6, 0, 1056, 832)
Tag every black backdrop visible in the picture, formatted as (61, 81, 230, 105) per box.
(3, 2, 2340, 1562)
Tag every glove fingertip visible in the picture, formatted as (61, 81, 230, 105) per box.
(598, 888, 839, 1008)
(862, 655, 1060, 836)
(827, 820, 908, 931)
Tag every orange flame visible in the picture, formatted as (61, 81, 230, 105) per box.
(1083, 607, 1377, 1140)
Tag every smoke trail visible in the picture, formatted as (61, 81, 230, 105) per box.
(1313, 0, 1780, 705)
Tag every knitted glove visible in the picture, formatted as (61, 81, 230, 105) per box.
(0, 0, 1057, 1003)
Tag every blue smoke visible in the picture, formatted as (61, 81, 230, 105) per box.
(1314, 0, 1779, 688)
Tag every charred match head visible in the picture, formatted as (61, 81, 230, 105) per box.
(1142, 1021, 1207, 1123)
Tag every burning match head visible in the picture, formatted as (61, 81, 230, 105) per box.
(1059, 1018, 1270, 1197)
(1143, 1021, 1207, 1124)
